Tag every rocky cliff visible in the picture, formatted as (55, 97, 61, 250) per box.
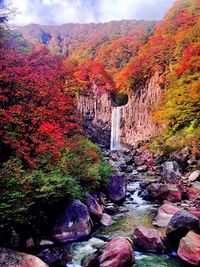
(78, 73, 162, 148)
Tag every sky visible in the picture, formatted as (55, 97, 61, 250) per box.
(8, 0, 175, 25)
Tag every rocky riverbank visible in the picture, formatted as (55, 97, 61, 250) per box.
(1, 146, 199, 266)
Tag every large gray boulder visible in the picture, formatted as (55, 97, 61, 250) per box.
(107, 173, 126, 203)
(162, 161, 182, 179)
(0, 247, 48, 267)
(53, 200, 92, 242)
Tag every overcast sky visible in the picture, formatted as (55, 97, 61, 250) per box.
(9, 0, 175, 25)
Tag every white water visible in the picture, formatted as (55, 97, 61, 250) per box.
(110, 107, 121, 150)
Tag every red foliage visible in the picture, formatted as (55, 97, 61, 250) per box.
(0, 42, 78, 166)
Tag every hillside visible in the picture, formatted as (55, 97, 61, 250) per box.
(16, 20, 156, 76)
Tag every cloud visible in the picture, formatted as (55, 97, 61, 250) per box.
(9, 0, 175, 25)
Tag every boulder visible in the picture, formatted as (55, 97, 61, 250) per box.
(53, 200, 92, 242)
(83, 236, 135, 267)
(136, 165, 148, 172)
(140, 151, 154, 161)
(188, 170, 200, 182)
(166, 210, 200, 248)
(104, 203, 119, 215)
(0, 247, 48, 267)
(107, 173, 126, 203)
(132, 227, 166, 253)
(178, 231, 200, 265)
(134, 156, 145, 166)
(166, 184, 182, 202)
(153, 203, 181, 227)
(85, 194, 103, 218)
(125, 165, 135, 173)
(100, 213, 113, 226)
(146, 183, 169, 201)
(171, 147, 190, 170)
(187, 181, 200, 200)
(162, 161, 182, 179)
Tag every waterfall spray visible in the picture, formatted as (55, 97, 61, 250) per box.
(110, 107, 121, 150)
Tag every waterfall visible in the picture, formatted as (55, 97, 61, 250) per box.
(110, 107, 121, 150)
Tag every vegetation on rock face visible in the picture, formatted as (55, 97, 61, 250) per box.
(116, 0, 200, 154)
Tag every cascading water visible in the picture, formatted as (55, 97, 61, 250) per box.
(110, 107, 121, 150)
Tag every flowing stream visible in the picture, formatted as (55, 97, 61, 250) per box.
(110, 107, 121, 150)
(66, 178, 188, 267)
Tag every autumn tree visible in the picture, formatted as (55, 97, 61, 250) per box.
(0, 42, 78, 166)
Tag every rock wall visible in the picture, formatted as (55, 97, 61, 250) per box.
(77, 89, 112, 147)
(77, 73, 162, 148)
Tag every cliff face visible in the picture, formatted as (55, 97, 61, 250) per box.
(78, 89, 112, 147)
(78, 73, 162, 148)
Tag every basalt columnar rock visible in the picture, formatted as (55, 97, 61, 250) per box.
(178, 231, 200, 265)
(53, 200, 92, 243)
(83, 237, 135, 267)
(132, 227, 166, 253)
(0, 247, 48, 267)
(107, 173, 126, 203)
(78, 73, 162, 147)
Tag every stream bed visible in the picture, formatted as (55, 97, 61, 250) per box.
(66, 177, 190, 267)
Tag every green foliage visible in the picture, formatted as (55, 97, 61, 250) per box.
(0, 135, 114, 230)
(62, 135, 115, 191)
(0, 158, 30, 227)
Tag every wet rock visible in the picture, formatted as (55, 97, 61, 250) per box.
(111, 160, 127, 172)
(124, 156, 134, 165)
(0, 247, 48, 267)
(140, 151, 154, 161)
(137, 165, 148, 172)
(188, 170, 200, 182)
(166, 184, 182, 202)
(53, 200, 92, 243)
(83, 236, 135, 267)
(171, 147, 190, 170)
(104, 203, 119, 215)
(138, 189, 149, 200)
(100, 213, 113, 226)
(132, 227, 166, 253)
(178, 231, 200, 265)
(118, 206, 128, 213)
(153, 203, 181, 227)
(187, 182, 200, 200)
(39, 240, 54, 246)
(146, 183, 169, 201)
(107, 173, 126, 203)
(134, 156, 145, 166)
(98, 192, 107, 205)
(127, 185, 136, 193)
(109, 151, 119, 161)
(85, 194, 103, 218)
(166, 210, 200, 248)
(162, 161, 182, 179)
(125, 165, 135, 173)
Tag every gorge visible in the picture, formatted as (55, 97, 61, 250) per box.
(0, 0, 200, 267)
